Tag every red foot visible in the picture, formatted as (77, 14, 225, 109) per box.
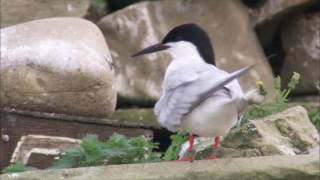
(206, 155, 217, 160)
(177, 156, 195, 162)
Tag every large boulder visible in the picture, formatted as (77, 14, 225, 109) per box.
(0, 18, 117, 117)
(249, 0, 318, 25)
(179, 106, 319, 159)
(97, 0, 275, 102)
(248, 0, 319, 59)
(281, 12, 320, 94)
(1, 0, 91, 28)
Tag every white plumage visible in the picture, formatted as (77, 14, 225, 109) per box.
(154, 41, 250, 137)
(132, 23, 261, 160)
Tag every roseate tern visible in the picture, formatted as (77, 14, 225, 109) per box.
(132, 23, 259, 161)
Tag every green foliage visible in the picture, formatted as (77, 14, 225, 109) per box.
(52, 133, 160, 169)
(310, 81, 320, 129)
(274, 72, 300, 103)
(1, 161, 35, 174)
(105, 133, 160, 164)
(87, 0, 109, 22)
(243, 72, 300, 123)
(245, 73, 319, 130)
(244, 102, 289, 121)
(93, 0, 108, 7)
(53, 134, 118, 169)
(163, 132, 188, 161)
(309, 108, 320, 130)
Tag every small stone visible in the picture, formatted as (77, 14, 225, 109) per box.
(1, 134, 10, 143)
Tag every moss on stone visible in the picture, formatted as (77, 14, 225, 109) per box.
(111, 108, 160, 129)
(116, 96, 156, 108)
(222, 123, 261, 149)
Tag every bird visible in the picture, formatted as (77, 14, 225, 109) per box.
(132, 23, 259, 161)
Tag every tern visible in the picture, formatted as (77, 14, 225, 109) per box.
(132, 23, 259, 161)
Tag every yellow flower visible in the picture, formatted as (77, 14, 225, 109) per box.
(256, 80, 267, 97)
(292, 72, 300, 81)
(256, 80, 264, 87)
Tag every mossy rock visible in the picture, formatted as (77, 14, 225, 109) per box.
(111, 108, 160, 129)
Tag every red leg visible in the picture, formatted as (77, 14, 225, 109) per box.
(188, 134, 194, 152)
(178, 134, 194, 162)
(214, 136, 220, 148)
(208, 136, 220, 160)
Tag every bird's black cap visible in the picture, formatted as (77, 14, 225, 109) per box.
(162, 23, 215, 65)
(132, 23, 215, 65)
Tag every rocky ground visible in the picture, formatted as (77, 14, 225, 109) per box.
(1, 155, 319, 180)
(179, 106, 319, 160)
(0, 0, 319, 179)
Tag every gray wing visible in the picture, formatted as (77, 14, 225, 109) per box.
(154, 64, 256, 131)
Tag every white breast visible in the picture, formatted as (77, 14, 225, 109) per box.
(158, 41, 245, 136)
(181, 94, 239, 137)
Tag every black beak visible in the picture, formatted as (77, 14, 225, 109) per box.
(131, 43, 169, 57)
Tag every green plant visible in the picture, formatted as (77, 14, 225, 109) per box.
(52, 134, 112, 168)
(244, 103, 289, 120)
(243, 72, 300, 122)
(310, 81, 320, 129)
(93, 0, 108, 7)
(163, 132, 188, 161)
(274, 72, 300, 103)
(1, 161, 36, 174)
(309, 108, 320, 130)
(105, 133, 160, 164)
(52, 133, 160, 169)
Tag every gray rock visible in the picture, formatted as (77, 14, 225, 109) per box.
(1, 155, 319, 180)
(98, 0, 275, 102)
(291, 95, 320, 104)
(0, 18, 117, 117)
(179, 137, 263, 160)
(281, 12, 320, 94)
(179, 106, 319, 159)
(250, 0, 318, 25)
(224, 106, 319, 155)
(10, 135, 81, 165)
(249, 0, 319, 50)
(1, 0, 90, 28)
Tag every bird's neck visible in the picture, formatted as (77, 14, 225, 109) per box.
(167, 41, 205, 65)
